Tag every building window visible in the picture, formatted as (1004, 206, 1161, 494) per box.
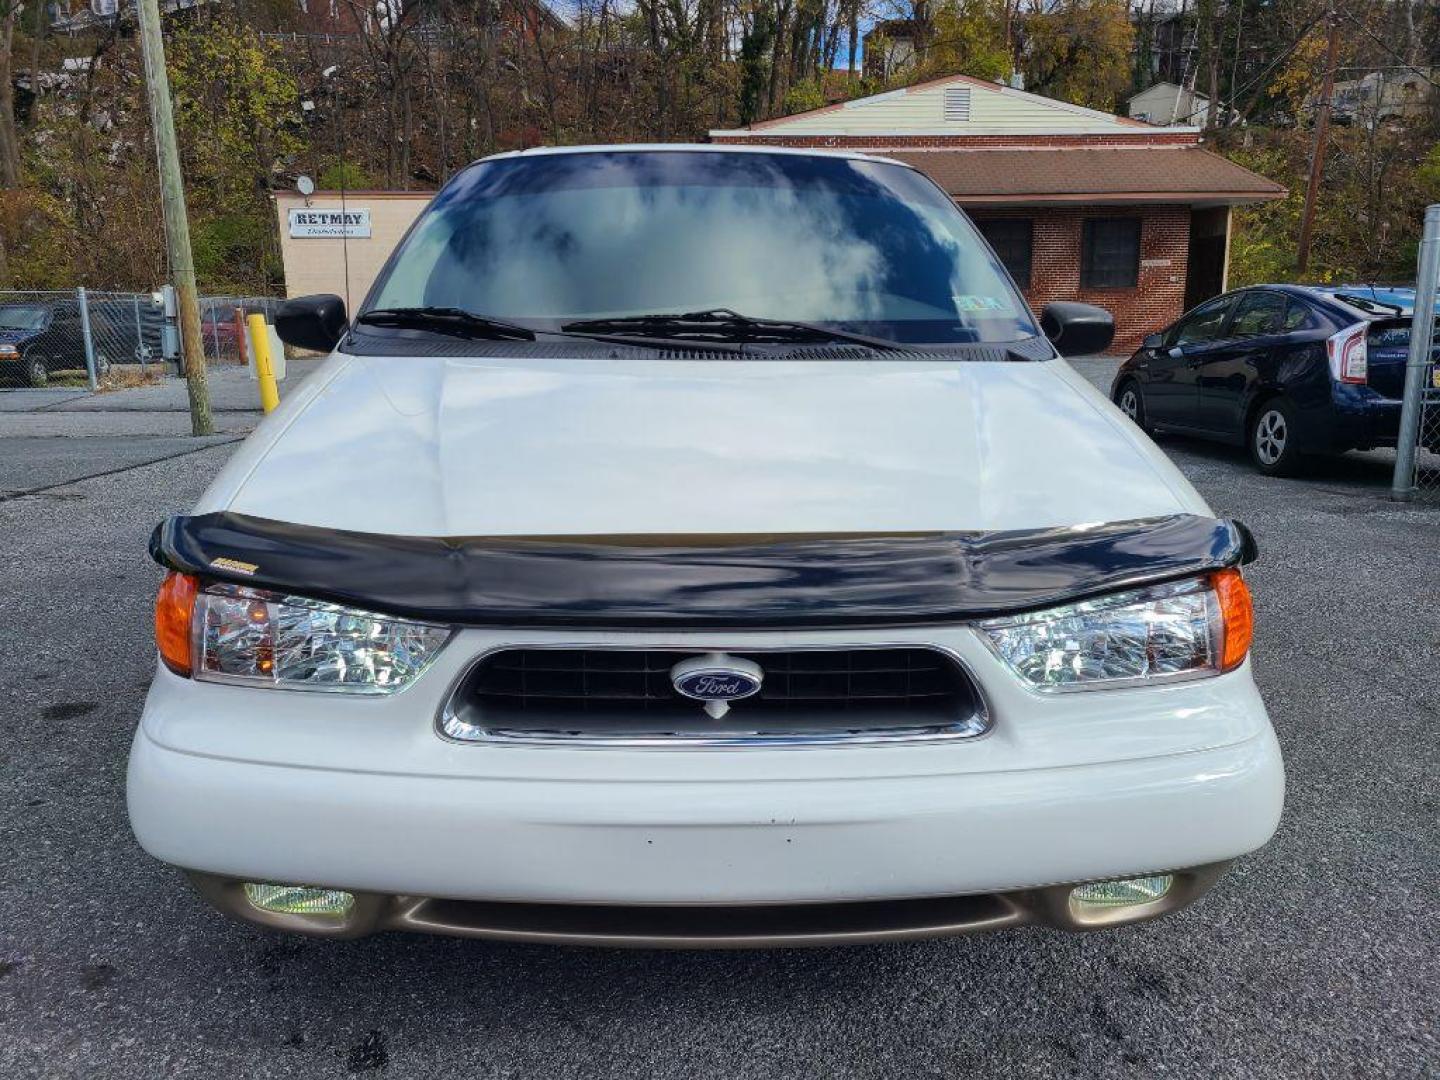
(976, 219, 1033, 288)
(1081, 218, 1141, 289)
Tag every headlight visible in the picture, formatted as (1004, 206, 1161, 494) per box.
(155, 573, 449, 694)
(978, 569, 1252, 691)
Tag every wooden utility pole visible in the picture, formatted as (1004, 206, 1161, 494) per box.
(136, 0, 212, 435)
(1296, 10, 1340, 277)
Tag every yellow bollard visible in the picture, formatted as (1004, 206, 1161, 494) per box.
(246, 313, 280, 414)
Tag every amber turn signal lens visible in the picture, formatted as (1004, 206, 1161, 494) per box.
(1211, 567, 1253, 672)
(155, 571, 199, 677)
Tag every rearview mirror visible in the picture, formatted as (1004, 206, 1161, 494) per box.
(1040, 302, 1115, 357)
(275, 294, 347, 353)
(1142, 332, 1164, 351)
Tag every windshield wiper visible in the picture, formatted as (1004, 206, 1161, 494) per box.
(1332, 293, 1406, 316)
(356, 306, 537, 341)
(561, 308, 906, 351)
(357, 305, 742, 353)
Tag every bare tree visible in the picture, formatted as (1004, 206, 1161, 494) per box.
(0, 2, 25, 187)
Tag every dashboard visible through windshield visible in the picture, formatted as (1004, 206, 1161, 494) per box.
(363, 150, 1040, 347)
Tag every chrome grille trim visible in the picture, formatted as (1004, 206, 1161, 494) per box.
(436, 643, 991, 748)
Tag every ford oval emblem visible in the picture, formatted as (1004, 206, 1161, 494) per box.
(670, 653, 764, 719)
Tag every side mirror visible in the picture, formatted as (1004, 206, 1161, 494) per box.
(1142, 332, 1164, 351)
(1040, 301, 1115, 357)
(274, 294, 347, 353)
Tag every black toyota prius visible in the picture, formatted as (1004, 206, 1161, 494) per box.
(1111, 284, 1438, 475)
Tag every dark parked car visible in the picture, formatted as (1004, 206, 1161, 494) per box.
(0, 302, 111, 387)
(1111, 284, 1439, 475)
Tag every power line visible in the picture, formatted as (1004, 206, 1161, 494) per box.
(1172, 20, 1311, 124)
(1330, 5, 1439, 91)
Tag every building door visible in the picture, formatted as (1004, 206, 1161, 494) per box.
(1185, 207, 1229, 311)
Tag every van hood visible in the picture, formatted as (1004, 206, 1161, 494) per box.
(209, 352, 1204, 537)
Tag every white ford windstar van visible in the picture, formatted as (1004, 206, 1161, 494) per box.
(130, 146, 1283, 946)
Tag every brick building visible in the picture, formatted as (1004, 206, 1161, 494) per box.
(710, 74, 1285, 352)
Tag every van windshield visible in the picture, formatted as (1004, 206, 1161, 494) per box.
(366, 150, 1039, 346)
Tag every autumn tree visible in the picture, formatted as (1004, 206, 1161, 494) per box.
(925, 0, 1012, 83)
(168, 15, 301, 289)
(1020, 0, 1134, 110)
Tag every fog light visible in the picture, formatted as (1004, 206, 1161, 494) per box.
(1069, 874, 1174, 914)
(243, 883, 355, 918)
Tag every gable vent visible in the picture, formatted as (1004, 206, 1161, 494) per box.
(943, 88, 973, 121)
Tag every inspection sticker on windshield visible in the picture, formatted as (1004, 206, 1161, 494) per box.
(953, 295, 1014, 314)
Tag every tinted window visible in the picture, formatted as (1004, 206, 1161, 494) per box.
(1081, 218, 1140, 289)
(1231, 291, 1287, 336)
(976, 219, 1032, 289)
(1282, 299, 1314, 331)
(0, 305, 47, 329)
(1369, 325, 1410, 348)
(368, 151, 1040, 345)
(1169, 297, 1234, 345)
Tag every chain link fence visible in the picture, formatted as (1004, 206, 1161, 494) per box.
(1393, 205, 1440, 500)
(83, 290, 167, 374)
(0, 290, 103, 387)
(1410, 372, 1440, 496)
(0, 288, 280, 389)
(197, 296, 283, 367)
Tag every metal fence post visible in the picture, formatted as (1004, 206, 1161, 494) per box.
(1392, 203, 1440, 501)
(76, 286, 99, 391)
(133, 293, 148, 372)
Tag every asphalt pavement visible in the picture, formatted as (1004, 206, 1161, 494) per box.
(0, 360, 323, 492)
(0, 358, 1436, 1079)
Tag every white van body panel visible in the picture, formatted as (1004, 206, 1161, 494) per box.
(201, 353, 1205, 537)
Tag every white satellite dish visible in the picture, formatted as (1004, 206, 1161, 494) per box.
(296, 175, 316, 197)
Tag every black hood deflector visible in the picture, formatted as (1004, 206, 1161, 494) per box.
(149, 512, 1256, 629)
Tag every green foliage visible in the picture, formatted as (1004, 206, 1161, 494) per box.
(1222, 126, 1440, 287)
(926, 0, 1012, 83)
(0, 190, 80, 288)
(782, 78, 826, 115)
(191, 212, 273, 283)
(1226, 144, 1304, 284)
(166, 15, 300, 291)
(738, 7, 776, 126)
(1418, 144, 1440, 203)
(168, 18, 300, 199)
(317, 162, 376, 191)
(1021, 0, 1134, 111)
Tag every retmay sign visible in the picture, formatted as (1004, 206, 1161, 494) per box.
(288, 208, 372, 239)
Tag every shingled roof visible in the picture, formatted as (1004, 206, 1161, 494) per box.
(882, 147, 1285, 205)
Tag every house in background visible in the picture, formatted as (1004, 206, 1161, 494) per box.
(1314, 68, 1439, 126)
(862, 20, 920, 81)
(1128, 81, 1214, 127)
(710, 73, 1286, 352)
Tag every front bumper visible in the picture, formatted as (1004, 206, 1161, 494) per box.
(130, 721, 1281, 906)
(128, 624, 1285, 942)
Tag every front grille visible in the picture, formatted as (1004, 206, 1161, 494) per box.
(441, 647, 989, 745)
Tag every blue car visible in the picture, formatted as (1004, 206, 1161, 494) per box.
(1111, 284, 1439, 475)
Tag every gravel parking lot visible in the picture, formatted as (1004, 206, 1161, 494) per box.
(1, 360, 1436, 1079)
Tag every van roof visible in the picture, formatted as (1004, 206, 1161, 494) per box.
(475, 143, 913, 168)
